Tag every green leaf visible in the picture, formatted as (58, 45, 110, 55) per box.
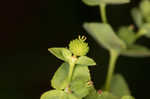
(51, 62, 91, 98)
(83, 22, 126, 52)
(140, 23, 150, 38)
(72, 64, 91, 81)
(70, 64, 91, 98)
(121, 95, 135, 99)
(70, 80, 90, 98)
(121, 44, 150, 57)
(48, 48, 72, 62)
(40, 90, 79, 99)
(131, 8, 143, 27)
(82, 0, 100, 6)
(82, 0, 130, 6)
(84, 87, 99, 99)
(118, 26, 136, 45)
(76, 56, 96, 66)
(85, 87, 120, 99)
(51, 63, 69, 90)
(140, 0, 150, 23)
(98, 91, 120, 99)
(110, 74, 131, 97)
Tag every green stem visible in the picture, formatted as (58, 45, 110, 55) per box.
(99, 4, 108, 23)
(68, 63, 75, 84)
(105, 50, 119, 91)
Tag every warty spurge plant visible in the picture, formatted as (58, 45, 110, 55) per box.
(41, 36, 98, 99)
(42, 0, 150, 99)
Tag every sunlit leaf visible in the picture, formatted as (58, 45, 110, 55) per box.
(48, 48, 72, 62)
(40, 90, 79, 99)
(121, 44, 150, 57)
(121, 95, 135, 99)
(76, 56, 96, 66)
(110, 74, 131, 97)
(82, 0, 130, 6)
(83, 22, 126, 52)
(70, 64, 91, 98)
(70, 80, 90, 98)
(72, 64, 91, 82)
(51, 63, 69, 90)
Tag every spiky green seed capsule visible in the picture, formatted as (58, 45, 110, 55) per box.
(69, 36, 89, 56)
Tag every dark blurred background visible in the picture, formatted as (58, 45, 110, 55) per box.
(0, 0, 150, 99)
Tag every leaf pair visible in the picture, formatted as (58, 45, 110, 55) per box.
(82, 0, 130, 6)
(42, 47, 96, 99)
(83, 22, 150, 57)
(41, 62, 92, 99)
(117, 26, 150, 57)
(49, 48, 96, 66)
(131, 11, 150, 39)
(51, 62, 91, 98)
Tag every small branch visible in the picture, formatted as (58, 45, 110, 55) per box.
(105, 50, 119, 91)
(99, 4, 108, 23)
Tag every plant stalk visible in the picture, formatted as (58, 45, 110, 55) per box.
(99, 4, 108, 23)
(105, 50, 119, 91)
(68, 62, 75, 84)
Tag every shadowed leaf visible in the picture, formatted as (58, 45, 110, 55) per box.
(82, 0, 130, 6)
(83, 22, 126, 52)
(131, 8, 143, 27)
(118, 26, 136, 45)
(121, 45, 150, 57)
(110, 74, 131, 97)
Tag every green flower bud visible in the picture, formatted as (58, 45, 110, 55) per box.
(69, 36, 89, 56)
